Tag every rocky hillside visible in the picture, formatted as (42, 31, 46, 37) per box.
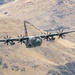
(0, 0, 75, 29)
(0, 0, 75, 75)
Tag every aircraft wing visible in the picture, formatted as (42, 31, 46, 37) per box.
(0, 37, 29, 42)
(49, 30, 75, 36)
(40, 30, 75, 38)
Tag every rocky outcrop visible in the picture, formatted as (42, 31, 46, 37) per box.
(46, 62, 75, 75)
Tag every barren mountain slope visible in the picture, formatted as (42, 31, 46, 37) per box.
(0, 17, 75, 75)
(0, 0, 75, 75)
(0, 0, 75, 29)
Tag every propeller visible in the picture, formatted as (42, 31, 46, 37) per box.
(4, 35, 11, 45)
(44, 31, 51, 41)
(17, 34, 25, 44)
(57, 29, 65, 39)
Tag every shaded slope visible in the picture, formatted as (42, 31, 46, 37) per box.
(0, 0, 14, 5)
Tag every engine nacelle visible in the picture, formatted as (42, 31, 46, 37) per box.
(10, 41, 15, 45)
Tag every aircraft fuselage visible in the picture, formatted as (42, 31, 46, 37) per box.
(24, 36, 42, 48)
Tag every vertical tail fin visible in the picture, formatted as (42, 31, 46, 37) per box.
(24, 21, 28, 36)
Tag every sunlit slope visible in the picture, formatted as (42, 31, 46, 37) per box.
(0, 0, 75, 75)
(0, 17, 57, 75)
(0, 18, 75, 75)
(0, 0, 75, 29)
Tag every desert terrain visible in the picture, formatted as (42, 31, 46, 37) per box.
(0, 0, 75, 75)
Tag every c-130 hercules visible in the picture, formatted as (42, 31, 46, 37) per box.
(0, 21, 75, 48)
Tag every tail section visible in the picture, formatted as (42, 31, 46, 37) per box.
(24, 21, 28, 36)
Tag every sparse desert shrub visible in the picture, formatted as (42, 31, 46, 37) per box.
(20, 68, 25, 72)
(12, 65, 19, 71)
(2, 63, 8, 69)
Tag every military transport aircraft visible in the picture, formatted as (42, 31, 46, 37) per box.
(0, 21, 75, 48)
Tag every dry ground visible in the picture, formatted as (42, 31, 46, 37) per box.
(0, 0, 75, 75)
